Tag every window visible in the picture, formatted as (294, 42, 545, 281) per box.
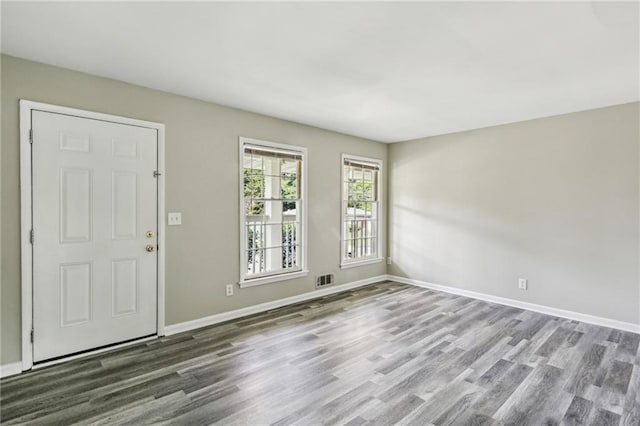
(341, 154, 383, 268)
(240, 137, 307, 287)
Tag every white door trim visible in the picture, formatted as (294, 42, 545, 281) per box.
(19, 100, 166, 371)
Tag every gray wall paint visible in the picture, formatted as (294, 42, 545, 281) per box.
(2, 54, 637, 367)
(1, 55, 388, 365)
(389, 103, 640, 324)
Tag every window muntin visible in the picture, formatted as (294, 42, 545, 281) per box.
(342, 156, 382, 265)
(241, 139, 306, 283)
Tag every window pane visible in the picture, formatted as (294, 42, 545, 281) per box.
(283, 208, 298, 222)
(245, 200, 265, 216)
(362, 202, 370, 218)
(261, 199, 282, 217)
(254, 246, 299, 271)
(347, 179, 356, 196)
(244, 171, 264, 199)
(282, 222, 298, 244)
(244, 153, 263, 171)
(246, 246, 264, 275)
(366, 179, 375, 201)
(369, 202, 378, 220)
(250, 224, 282, 248)
(263, 175, 281, 199)
(342, 200, 353, 219)
(281, 223, 298, 268)
(281, 159, 298, 175)
(281, 174, 298, 199)
(366, 220, 378, 239)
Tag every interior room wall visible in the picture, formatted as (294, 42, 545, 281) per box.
(388, 102, 640, 324)
(1, 55, 388, 365)
(3, 53, 637, 368)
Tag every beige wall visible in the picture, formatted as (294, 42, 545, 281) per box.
(2, 54, 637, 367)
(389, 103, 640, 324)
(1, 55, 388, 365)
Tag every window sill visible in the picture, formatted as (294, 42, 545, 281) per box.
(239, 270, 309, 288)
(340, 258, 384, 269)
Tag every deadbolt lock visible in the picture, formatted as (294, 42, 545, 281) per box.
(146, 230, 154, 238)
(145, 244, 155, 252)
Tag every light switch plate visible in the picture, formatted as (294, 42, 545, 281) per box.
(168, 212, 182, 226)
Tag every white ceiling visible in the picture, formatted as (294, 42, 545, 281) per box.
(2, 2, 639, 143)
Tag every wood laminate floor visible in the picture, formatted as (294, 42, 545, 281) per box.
(2, 281, 640, 425)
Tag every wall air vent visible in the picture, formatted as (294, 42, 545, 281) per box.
(315, 274, 334, 288)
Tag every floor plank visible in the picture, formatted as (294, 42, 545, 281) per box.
(2, 281, 639, 425)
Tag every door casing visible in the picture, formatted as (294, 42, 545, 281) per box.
(19, 100, 166, 371)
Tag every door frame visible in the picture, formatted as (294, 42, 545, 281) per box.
(19, 100, 166, 371)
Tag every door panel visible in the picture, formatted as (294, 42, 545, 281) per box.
(32, 111, 158, 362)
(59, 262, 92, 327)
(60, 168, 92, 242)
(112, 171, 138, 239)
(111, 258, 139, 316)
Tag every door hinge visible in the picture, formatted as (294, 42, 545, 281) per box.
(30, 328, 34, 343)
(29, 129, 33, 144)
(153, 171, 161, 178)
(30, 229, 34, 244)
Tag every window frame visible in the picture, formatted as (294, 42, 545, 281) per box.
(340, 153, 384, 269)
(239, 137, 308, 288)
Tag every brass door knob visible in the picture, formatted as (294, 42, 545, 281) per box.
(145, 244, 155, 252)
(146, 230, 154, 238)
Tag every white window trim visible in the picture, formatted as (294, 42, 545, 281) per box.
(239, 137, 308, 288)
(340, 153, 384, 269)
(340, 257, 384, 269)
(239, 270, 309, 288)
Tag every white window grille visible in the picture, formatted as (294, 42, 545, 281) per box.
(240, 137, 307, 286)
(341, 154, 382, 267)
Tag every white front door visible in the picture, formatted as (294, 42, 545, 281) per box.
(31, 110, 158, 362)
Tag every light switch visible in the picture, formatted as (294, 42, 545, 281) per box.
(168, 212, 182, 226)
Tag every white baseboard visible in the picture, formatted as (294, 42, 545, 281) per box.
(386, 274, 640, 334)
(10, 273, 634, 378)
(164, 275, 389, 336)
(0, 362, 22, 378)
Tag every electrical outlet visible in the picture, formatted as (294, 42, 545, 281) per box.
(225, 284, 234, 297)
(387, 257, 392, 265)
(518, 278, 528, 290)
(167, 212, 182, 226)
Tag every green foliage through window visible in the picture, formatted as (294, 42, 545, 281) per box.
(347, 179, 374, 211)
(244, 169, 264, 215)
